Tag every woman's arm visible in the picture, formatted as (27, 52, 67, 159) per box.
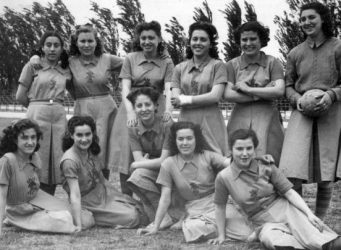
(284, 189, 324, 232)
(164, 81, 173, 121)
(0, 185, 8, 236)
(137, 186, 172, 235)
(208, 203, 226, 245)
(16, 85, 29, 107)
(240, 79, 285, 100)
(131, 150, 170, 171)
(66, 178, 82, 230)
(121, 79, 137, 127)
(224, 82, 255, 103)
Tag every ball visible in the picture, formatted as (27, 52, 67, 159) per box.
(300, 89, 326, 117)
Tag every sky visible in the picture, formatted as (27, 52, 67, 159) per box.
(0, 0, 291, 59)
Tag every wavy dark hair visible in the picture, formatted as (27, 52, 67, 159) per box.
(168, 121, 211, 156)
(228, 129, 259, 151)
(234, 21, 270, 48)
(0, 119, 42, 158)
(32, 31, 69, 69)
(185, 22, 219, 59)
(69, 24, 103, 57)
(126, 87, 160, 106)
(132, 21, 165, 56)
(62, 116, 100, 155)
(300, 2, 334, 38)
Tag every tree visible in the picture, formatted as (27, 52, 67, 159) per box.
(244, 1, 257, 22)
(116, 0, 145, 53)
(165, 17, 186, 65)
(193, 0, 213, 23)
(89, 1, 119, 55)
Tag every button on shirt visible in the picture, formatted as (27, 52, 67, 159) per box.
(214, 155, 293, 217)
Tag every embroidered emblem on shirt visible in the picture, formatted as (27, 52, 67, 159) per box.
(49, 78, 57, 89)
(249, 188, 259, 201)
(86, 71, 95, 83)
(143, 78, 151, 87)
(190, 80, 199, 95)
(189, 182, 200, 196)
(27, 176, 39, 196)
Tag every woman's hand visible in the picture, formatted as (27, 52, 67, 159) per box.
(74, 225, 82, 233)
(307, 213, 324, 232)
(315, 92, 332, 112)
(30, 55, 42, 70)
(207, 236, 225, 245)
(171, 96, 181, 108)
(137, 226, 159, 236)
(162, 111, 172, 122)
(127, 112, 138, 127)
(234, 81, 250, 93)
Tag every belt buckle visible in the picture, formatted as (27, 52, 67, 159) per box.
(49, 99, 53, 105)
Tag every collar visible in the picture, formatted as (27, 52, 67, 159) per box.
(177, 153, 200, 171)
(78, 55, 99, 66)
(305, 36, 327, 49)
(17, 153, 41, 171)
(187, 56, 212, 73)
(239, 51, 267, 70)
(230, 159, 258, 180)
(136, 52, 162, 68)
(137, 115, 162, 136)
(40, 59, 65, 74)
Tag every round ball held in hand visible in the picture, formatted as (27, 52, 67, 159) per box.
(300, 89, 328, 117)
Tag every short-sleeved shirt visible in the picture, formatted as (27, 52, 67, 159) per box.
(69, 54, 123, 98)
(19, 60, 71, 102)
(214, 155, 293, 217)
(119, 51, 174, 93)
(129, 116, 172, 159)
(285, 37, 341, 104)
(0, 153, 41, 205)
(226, 52, 284, 87)
(157, 150, 229, 201)
(60, 148, 103, 197)
(171, 57, 227, 96)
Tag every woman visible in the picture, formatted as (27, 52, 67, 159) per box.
(0, 119, 79, 236)
(68, 24, 123, 179)
(110, 21, 174, 194)
(60, 116, 148, 229)
(210, 129, 340, 249)
(224, 21, 285, 165)
(16, 31, 71, 195)
(126, 87, 180, 225)
(171, 22, 228, 156)
(279, 2, 341, 220)
(137, 121, 252, 243)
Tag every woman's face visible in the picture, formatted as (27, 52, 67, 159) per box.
(231, 137, 256, 169)
(139, 30, 160, 55)
(134, 94, 156, 123)
(42, 36, 63, 63)
(176, 128, 196, 158)
(71, 124, 93, 152)
(16, 128, 37, 157)
(190, 29, 211, 58)
(77, 32, 97, 57)
(300, 9, 323, 38)
(240, 31, 261, 57)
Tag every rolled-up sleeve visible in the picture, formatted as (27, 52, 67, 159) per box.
(61, 159, 79, 179)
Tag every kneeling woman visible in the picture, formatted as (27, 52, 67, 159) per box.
(60, 116, 148, 229)
(211, 129, 340, 249)
(138, 121, 252, 242)
(0, 119, 78, 235)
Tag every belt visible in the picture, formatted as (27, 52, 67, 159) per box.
(76, 93, 110, 99)
(30, 99, 63, 105)
(248, 195, 277, 218)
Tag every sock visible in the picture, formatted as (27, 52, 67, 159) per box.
(315, 181, 333, 219)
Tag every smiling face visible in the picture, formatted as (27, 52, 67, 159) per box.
(240, 31, 261, 57)
(190, 29, 211, 58)
(16, 128, 38, 157)
(77, 32, 97, 57)
(71, 124, 93, 152)
(139, 30, 160, 55)
(232, 137, 256, 169)
(134, 94, 156, 124)
(42, 36, 63, 63)
(176, 128, 196, 158)
(300, 9, 323, 38)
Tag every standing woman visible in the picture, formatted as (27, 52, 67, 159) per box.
(171, 22, 228, 156)
(224, 21, 285, 165)
(279, 2, 341, 220)
(16, 31, 70, 195)
(68, 24, 122, 179)
(110, 21, 174, 194)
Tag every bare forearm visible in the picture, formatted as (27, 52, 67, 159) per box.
(154, 195, 171, 229)
(215, 204, 227, 241)
(132, 158, 163, 170)
(70, 195, 82, 227)
(0, 186, 8, 235)
(285, 189, 314, 217)
(164, 82, 172, 113)
(245, 81, 285, 100)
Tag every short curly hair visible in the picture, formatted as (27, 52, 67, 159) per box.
(69, 24, 103, 57)
(228, 129, 259, 150)
(234, 21, 270, 48)
(132, 21, 165, 56)
(62, 116, 100, 155)
(168, 121, 211, 156)
(300, 2, 334, 38)
(186, 22, 219, 59)
(126, 87, 160, 106)
(0, 119, 42, 157)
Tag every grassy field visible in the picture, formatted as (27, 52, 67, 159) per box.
(0, 116, 340, 249)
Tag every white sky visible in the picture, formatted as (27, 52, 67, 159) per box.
(0, 0, 291, 59)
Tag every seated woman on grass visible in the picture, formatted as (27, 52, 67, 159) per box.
(0, 119, 84, 236)
(60, 116, 149, 230)
(210, 129, 340, 249)
(138, 121, 252, 243)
